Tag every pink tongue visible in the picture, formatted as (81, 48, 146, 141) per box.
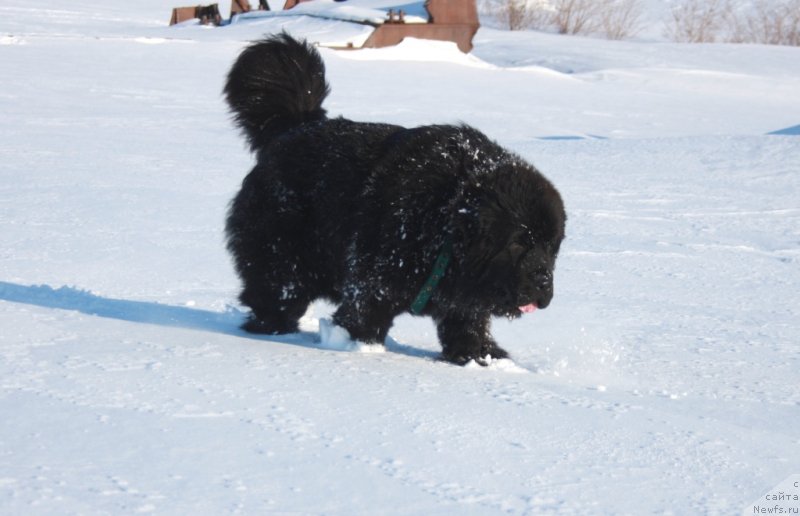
(519, 303, 538, 314)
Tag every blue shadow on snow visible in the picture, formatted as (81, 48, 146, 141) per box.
(767, 124, 800, 136)
(537, 134, 607, 141)
(0, 281, 436, 359)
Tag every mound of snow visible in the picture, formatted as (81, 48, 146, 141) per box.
(318, 318, 386, 353)
(335, 37, 492, 66)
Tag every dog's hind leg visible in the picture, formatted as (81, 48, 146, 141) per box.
(239, 273, 313, 335)
(436, 312, 509, 365)
(230, 233, 315, 335)
(228, 178, 318, 335)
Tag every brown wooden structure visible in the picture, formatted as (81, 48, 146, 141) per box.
(362, 0, 480, 53)
(289, 0, 480, 53)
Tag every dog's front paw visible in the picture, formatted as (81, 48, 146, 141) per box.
(485, 344, 509, 361)
(441, 344, 509, 367)
(441, 349, 509, 367)
(439, 351, 473, 366)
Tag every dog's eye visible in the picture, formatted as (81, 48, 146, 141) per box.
(508, 243, 528, 264)
(523, 229, 541, 247)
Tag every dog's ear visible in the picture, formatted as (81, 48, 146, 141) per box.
(450, 186, 476, 262)
(452, 182, 486, 244)
(451, 181, 511, 275)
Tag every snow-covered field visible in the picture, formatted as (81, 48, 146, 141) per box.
(2, 1, 799, 514)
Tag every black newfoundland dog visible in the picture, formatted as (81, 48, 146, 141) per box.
(224, 33, 565, 365)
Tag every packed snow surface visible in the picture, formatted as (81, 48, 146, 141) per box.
(1, 1, 799, 514)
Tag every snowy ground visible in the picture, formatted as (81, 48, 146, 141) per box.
(2, 1, 799, 514)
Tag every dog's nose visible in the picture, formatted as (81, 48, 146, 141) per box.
(536, 294, 552, 309)
(532, 270, 553, 309)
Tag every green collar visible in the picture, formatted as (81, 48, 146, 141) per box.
(410, 238, 453, 315)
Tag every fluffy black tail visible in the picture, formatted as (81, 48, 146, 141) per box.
(224, 32, 330, 151)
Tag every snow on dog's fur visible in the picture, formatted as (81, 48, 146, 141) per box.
(224, 33, 566, 364)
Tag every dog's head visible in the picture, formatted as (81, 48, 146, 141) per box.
(453, 161, 566, 318)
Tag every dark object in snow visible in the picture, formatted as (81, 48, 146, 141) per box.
(169, 3, 222, 25)
(224, 33, 566, 365)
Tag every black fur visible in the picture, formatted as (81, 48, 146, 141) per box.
(224, 33, 566, 365)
